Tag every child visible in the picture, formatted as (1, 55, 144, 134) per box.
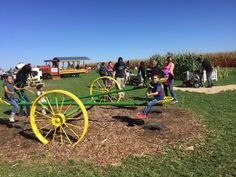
(105, 62, 114, 89)
(99, 62, 107, 76)
(137, 74, 164, 118)
(36, 83, 47, 115)
(106, 61, 113, 77)
(3, 75, 21, 122)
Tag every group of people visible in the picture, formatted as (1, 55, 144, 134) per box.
(95, 56, 178, 119)
(98, 57, 128, 98)
(3, 56, 214, 122)
(137, 56, 178, 118)
(3, 64, 46, 123)
(138, 57, 178, 102)
(136, 56, 214, 118)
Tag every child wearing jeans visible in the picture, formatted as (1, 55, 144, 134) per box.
(3, 75, 22, 122)
(137, 74, 164, 118)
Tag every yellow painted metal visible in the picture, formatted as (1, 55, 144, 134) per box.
(30, 90, 89, 146)
(51, 113, 65, 127)
(90, 76, 122, 102)
(160, 78, 168, 83)
(158, 96, 174, 104)
(59, 68, 88, 75)
(0, 98, 11, 106)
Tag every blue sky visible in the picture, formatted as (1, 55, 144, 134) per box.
(0, 0, 236, 69)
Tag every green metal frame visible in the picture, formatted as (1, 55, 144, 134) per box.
(13, 85, 173, 118)
(14, 85, 150, 118)
(16, 85, 173, 112)
(17, 86, 148, 106)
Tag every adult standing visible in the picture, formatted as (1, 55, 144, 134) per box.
(138, 61, 147, 85)
(126, 60, 130, 69)
(163, 56, 178, 103)
(0, 68, 4, 80)
(150, 59, 162, 78)
(147, 59, 162, 94)
(197, 57, 213, 87)
(113, 57, 127, 98)
(96, 63, 100, 73)
(15, 63, 33, 116)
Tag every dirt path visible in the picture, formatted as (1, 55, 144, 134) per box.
(174, 84, 236, 94)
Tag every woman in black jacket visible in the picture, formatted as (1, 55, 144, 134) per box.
(138, 61, 147, 85)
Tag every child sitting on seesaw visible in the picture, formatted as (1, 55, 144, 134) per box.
(137, 74, 164, 118)
(3, 74, 35, 122)
(3, 75, 32, 122)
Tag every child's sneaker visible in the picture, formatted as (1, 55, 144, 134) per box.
(42, 109, 46, 115)
(9, 114, 15, 123)
(137, 113, 148, 119)
(171, 100, 178, 104)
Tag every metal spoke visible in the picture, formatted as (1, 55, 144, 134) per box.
(44, 128, 54, 138)
(66, 117, 81, 121)
(101, 79, 106, 88)
(61, 126, 72, 144)
(38, 102, 53, 115)
(96, 80, 104, 90)
(110, 83, 116, 90)
(35, 110, 52, 119)
(59, 96, 65, 113)
(94, 85, 101, 89)
(66, 122, 81, 129)
(52, 127, 58, 143)
(63, 104, 72, 115)
(39, 123, 52, 130)
(64, 124, 79, 138)
(108, 95, 114, 102)
(55, 96, 59, 112)
(99, 96, 104, 102)
(104, 95, 109, 102)
(60, 126, 63, 143)
(65, 107, 80, 117)
(45, 96, 55, 115)
(92, 89, 104, 93)
(107, 95, 112, 102)
(111, 95, 118, 101)
(35, 118, 50, 122)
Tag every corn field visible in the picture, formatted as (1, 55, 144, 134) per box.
(87, 51, 236, 79)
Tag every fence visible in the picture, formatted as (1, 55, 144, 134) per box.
(203, 68, 218, 83)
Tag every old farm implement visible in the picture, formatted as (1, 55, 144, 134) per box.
(0, 76, 173, 146)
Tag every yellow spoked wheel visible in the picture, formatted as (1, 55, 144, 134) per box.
(90, 76, 122, 102)
(157, 96, 174, 104)
(30, 90, 88, 146)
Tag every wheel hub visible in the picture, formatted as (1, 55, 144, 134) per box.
(51, 113, 65, 127)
